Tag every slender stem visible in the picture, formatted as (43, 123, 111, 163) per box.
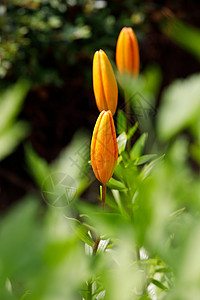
(101, 184, 106, 210)
(93, 237, 100, 255)
(86, 184, 105, 298)
(87, 280, 92, 300)
(86, 238, 100, 300)
(136, 245, 140, 261)
(86, 185, 104, 299)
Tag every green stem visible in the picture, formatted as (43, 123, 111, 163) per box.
(87, 280, 92, 300)
(86, 186, 103, 299)
(93, 237, 100, 255)
(136, 245, 140, 261)
(101, 184, 106, 210)
(87, 235, 100, 299)
(86, 186, 104, 299)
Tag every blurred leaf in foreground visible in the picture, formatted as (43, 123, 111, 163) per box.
(161, 18, 200, 61)
(25, 130, 92, 208)
(0, 121, 30, 161)
(0, 195, 89, 300)
(0, 80, 30, 161)
(157, 73, 200, 141)
(0, 79, 30, 133)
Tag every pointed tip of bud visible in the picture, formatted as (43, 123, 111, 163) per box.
(95, 49, 104, 57)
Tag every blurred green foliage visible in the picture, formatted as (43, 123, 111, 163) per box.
(161, 18, 200, 62)
(0, 79, 30, 160)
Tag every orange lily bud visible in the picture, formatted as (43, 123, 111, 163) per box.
(116, 27, 140, 76)
(93, 50, 118, 115)
(91, 110, 118, 184)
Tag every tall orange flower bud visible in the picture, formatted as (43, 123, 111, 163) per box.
(116, 27, 140, 76)
(91, 110, 118, 184)
(93, 50, 118, 115)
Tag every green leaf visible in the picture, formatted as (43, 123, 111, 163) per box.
(120, 151, 129, 163)
(0, 197, 39, 279)
(157, 73, 200, 140)
(111, 190, 129, 218)
(79, 282, 88, 299)
(134, 154, 157, 166)
(19, 291, 31, 300)
(189, 117, 200, 143)
(26, 145, 77, 207)
(127, 122, 138, 140)
(150, 278, 168, 290)
(139, 154, 165, 180)
(161, 19, 200, 61)
(117, 109, 127, 135)
(104, 193, 119, 210)
(117, 132, 127, 154)
(154, 267, 171, 274)
(143, 64, 162, 98)
(190, 143, 200, 165)
(0, 121, 30, 161)
(52, 130, 91, 197)
(66, 217, 94, 247)
(107, 177, 127, 191)
(26, 131, 92, 208)
(25, 143, 50, 189)
(83, 211, 126, 237)
(138, 295, 151, 300)
(0, 79, 30, 133)
(170, 207, 186, 219)
(130, 133, 148, 159)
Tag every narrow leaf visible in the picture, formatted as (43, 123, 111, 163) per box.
(127, 122, 138, 140)
(0, 79, 30, 133)
(117, 132, 127, 154)
(66, 217, 94, 247)
(161, 19, 200, 61)
(25, 143, 50, 189)
(130, 133, 148, 159)
(117, 109, 127, 135)
(0, 121, 30, 161)
(157, 73, 200, 141)
(140, 154, 165, 180)
(107, 177, 127, 191)
(154, 267, 171, 274)
(150, 278, 168, 290)
(134, 154, 157, 166)
(20, 291, 31, 300)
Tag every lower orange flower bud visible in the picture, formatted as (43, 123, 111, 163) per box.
(91, 110, 118, 184)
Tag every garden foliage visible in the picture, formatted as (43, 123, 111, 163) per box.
(0, 1, 200, 300)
